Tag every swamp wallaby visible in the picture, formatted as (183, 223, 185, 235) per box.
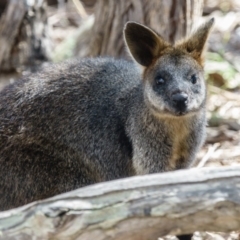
(0, 19, 214, 211)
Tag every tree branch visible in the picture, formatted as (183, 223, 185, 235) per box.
(0, 0, 49, 72)
(1, 166, 240, 239)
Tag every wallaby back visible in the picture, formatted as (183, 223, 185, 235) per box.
(0, 19, 214, 210)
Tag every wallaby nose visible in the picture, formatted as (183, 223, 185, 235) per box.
(172, 93, 188, 104)
(171, 92, 188, 112)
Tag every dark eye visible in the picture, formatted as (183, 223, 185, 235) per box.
(155, 77, 165, 85)
(191, 74, 197, 84)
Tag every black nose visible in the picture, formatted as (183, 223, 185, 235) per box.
(171, 92, 188, 111)
(172, 93, 188, 104)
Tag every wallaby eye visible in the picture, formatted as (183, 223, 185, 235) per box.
(191, 74, 197, 84)
(155, 77, 165, 85)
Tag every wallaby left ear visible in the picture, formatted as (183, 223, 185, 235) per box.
(177, 18, 214, 65)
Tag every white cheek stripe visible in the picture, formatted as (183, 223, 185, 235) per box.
(145, 83, 165, 111)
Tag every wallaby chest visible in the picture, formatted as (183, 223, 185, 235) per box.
(164, 118, 192, 170)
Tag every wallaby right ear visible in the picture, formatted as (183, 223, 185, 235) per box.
(124, 22, 169, 67)
(176, 18, 214, 65)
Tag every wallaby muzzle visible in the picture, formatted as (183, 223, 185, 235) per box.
(171, 91, 188, 114)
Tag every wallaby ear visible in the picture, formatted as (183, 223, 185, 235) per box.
(124, 22, 169, 67)
(177, 18, 214, 64)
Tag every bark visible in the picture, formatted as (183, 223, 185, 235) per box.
(1, 166, 240, 240)
(0, 0, 50, 73)
(76, 0, 203, 58)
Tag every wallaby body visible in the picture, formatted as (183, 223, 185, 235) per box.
(0, 19, 213, 211)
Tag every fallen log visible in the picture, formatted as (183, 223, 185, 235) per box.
(0, 166, 240, 240)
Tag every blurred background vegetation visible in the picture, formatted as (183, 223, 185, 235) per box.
(0, 0, 239, 239)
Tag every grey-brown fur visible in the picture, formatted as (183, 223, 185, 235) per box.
(0, 19, 214, 211)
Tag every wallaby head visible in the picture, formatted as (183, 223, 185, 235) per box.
(124, 18, 214, 117)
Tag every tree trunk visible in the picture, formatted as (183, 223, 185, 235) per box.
(0, 0, 50, 73)
(1, 166, 240, 240)
(77, 0, 203, 58)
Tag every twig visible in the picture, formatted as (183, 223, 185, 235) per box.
(209, 85, 240, 101)
(209, 46, 240, 74)
(72, 0, 88, 19)
(197, 143, 220, 168)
